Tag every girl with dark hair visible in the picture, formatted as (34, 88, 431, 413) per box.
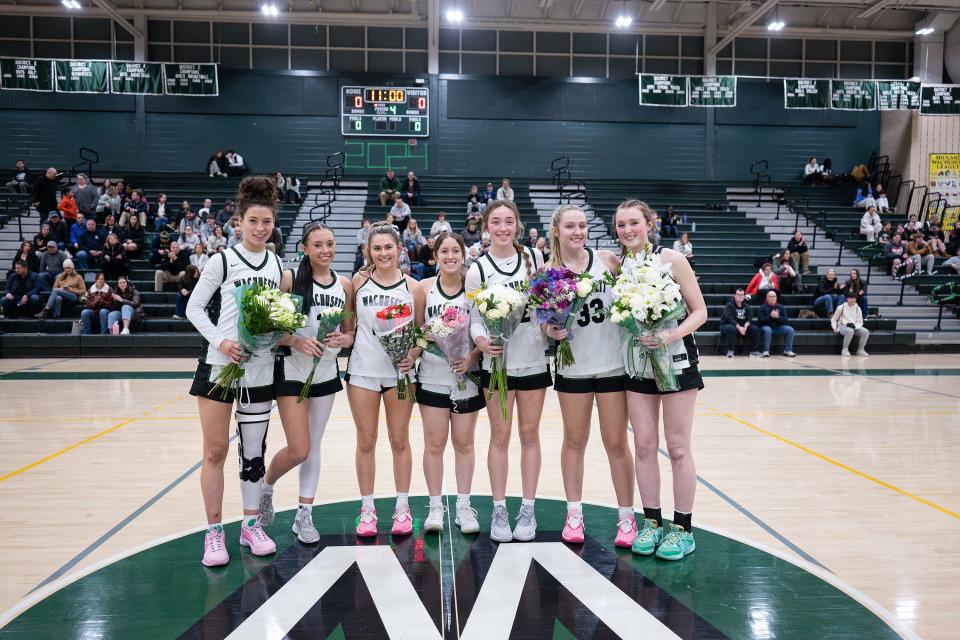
(259, 223, 355, 543)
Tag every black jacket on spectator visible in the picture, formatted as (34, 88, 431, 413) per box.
(100, 243, 128, 279)
(11, 165, 31, 185)
(786, 237, 808, 256)
(757, 303, 789, 327)
(77, 228, 106, 253)
(9, 252, 40, 276)
(159, 252, 189, 275)
(122, 224, 145, 248)
(815, 276, 841, 298)
(32, 175, 60, 216)
(3, 271, 42, 298)
(32, 231, 54, 253)
(720, 300, 753, 327)
(48, 221, 70, 246)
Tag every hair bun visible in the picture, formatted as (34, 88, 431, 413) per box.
(237, 175, 279, 210)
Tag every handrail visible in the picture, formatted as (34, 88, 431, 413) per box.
(894, 179, 915, 215)
(887, 174, 903, 208)
(750, 160, 768, 176)
(65, 146, 101, 182)
(908, 185, 928, 222)
(550, 156, 570, 172)
(326, 151, 343, 168)
(754, 175, 771, 206)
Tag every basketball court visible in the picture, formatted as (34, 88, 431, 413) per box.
(1, 354, 957, 639)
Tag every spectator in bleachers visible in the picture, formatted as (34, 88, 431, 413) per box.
(787, 230, 810, 273)
(179, 225, 201, 253)
(745, 263, 779, 300)
(58, 188, 79, 226)
(390, 194, 412, 227)
(465, 245, 480, 268)
(482, 182, 496, 205)
(860, 205, 882, 242)
(924, 219, 948, 257)
(197, 198, 214, 221)
(46, 212, 69, 249)
(719, 288, 760, 358)
(97, 186, 120, 220)
(68, 213, 86, 253)
(6, 160, 31, 193)
(33, 223, 55, 254)
(99, 233, 128, 281)
(34, 259, 85, 319)
(102, 213, 120, 239)
(173, 265, 200, 319)
(462, 218, 481, 247)
(274, 172, 286, 197)
(225, 150, 247, 177)
(190, 242, 209, 271)
(215, 199, 235, 226)
(32, 167, 60, 219)
(119, 190, 147, 228)
(416, 234, 436, 280)
(429, 211, 451, 237)
(207, 150, 227, 177)
(356, 218, 371, 248)
(266, 226, 283, 254)
(874, 184, 891, 213)
(842, 268, 868, 317)
(227, 225, 243, 249)
(198, 213, 217, 245)
(285, 176, 301, 204)
(496, 178, 514, 201)
(877, 221, 893, 245)
(121, 215, 145, 258)
(820, 158, 835, 185)
(107, 275, 142, 335)
(398, 247, 412, 277)
(2, 261, 42, 318)
(673, 232, 695, 269)
(466, 185, 483, 214)
(885, 233, 912, 279)
(37, 241, 68, 289)
(73, 174, 99, 221)
(403, 171, 422, 207)
(154, 241, 188, 292)
(832, 292, 869, 357)
(904, 214, 922, 239)
(10, 240, 40, 278)
(80, 272, 114, 335)
(149, 230, 174, 268)
(207, 225, 227, 254)
(853, 181, 876, 209)
(523, 227, 539, 248)
(661, 207, 680, 239)
(379, 169, 401, 206)
(179, 208, 201, 235)
(114, 180, 128, 205)
(403, 218, 424, 259)
(813, 268, 844, 316)
(535, 236, 550, 262)
(149, 193, 169, 230)
(74, 218, 105, 270)
(772, 248, 800, 293)
(757, 290, 797, 357)
(906, 232, 936, 275)
(803, 157, 821, 185)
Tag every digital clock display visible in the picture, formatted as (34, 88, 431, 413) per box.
(341, 85, 429, 137)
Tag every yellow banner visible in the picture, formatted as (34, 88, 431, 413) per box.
(929, 153, 960, 228)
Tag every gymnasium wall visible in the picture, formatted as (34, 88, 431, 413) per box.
(0, 70, 879, 182)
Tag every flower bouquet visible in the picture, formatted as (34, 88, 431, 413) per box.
(210, 284, 308, 401)
(527, 266, 595, 369)
(607, 246, 686, 391)
(298, 308, 352, 403)
(470, 282, 527, 420)
(374, 303, 418, 401)
(416, 306, 475, 392)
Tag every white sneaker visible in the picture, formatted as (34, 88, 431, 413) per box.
(258, 479, 275, 526)
(857, 350, 869, 357)
(749, 351, 762, 358)
(424, 504, 445, 533)
(292, 506, 320, 544)
(120, 328, 130, 335)
(455, 504, 480, 534)
(172, 314, 183, 319)
(725, 350, 734, 358)
(783, 351, 797, 358)
(760, 351, 770, 358)
(841, 349, 851, 357)
(490, 504, 512, 542)
(512, 505, 537, 542)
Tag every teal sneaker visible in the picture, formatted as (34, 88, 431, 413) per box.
(630, 519, 664, 556)
(655, 524, 695, 561)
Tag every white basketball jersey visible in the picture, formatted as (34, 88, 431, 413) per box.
(347, 274, 414, 377)
(203, 246, 284, 366)
(418, 279, 470, 386)
(561, 248, 624, 376)
(287, 272, 347, 384)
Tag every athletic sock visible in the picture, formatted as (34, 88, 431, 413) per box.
(361, 494, 375, 511)
(396, 493, 410, 509)
(208, 523, 223, 533)
(567, 501, 582, 514)
(673, 511, 692, 532)
(243, 517, 258, 528)
(456, 493, 471, 507)
(299, 502, 312, 511)
(643, 507, 663, 528)
(521, 498, 535, 509)
(618, 506, 635, 521)
(493, 499, 506, 509)
(261, 480, 274, 494)
(429, 495, 442, 508)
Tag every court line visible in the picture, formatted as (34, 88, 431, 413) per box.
(716, 410, 960, 521)
(774, 358, 960, 400)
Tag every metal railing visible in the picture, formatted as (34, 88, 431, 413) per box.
(64, 147, 100, 183)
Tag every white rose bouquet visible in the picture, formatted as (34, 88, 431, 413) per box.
(210, 284, 308, 401)
(469, 282, 527, 420)
(607, 245, 686, 391)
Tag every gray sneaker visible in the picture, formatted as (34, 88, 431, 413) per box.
(292, 506, 319, 544)
(490, 504, 512, 542)
(258, 479, 275, 526)
(512, 505, 538, 542)
(455, 504, 480, 534)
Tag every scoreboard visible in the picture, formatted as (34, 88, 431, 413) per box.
(341, 85, 429, 137)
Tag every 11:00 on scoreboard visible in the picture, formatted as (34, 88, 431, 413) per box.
(341, 85, 429, 137)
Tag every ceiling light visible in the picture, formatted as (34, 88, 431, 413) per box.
(61, 0, 82, 9)
(445, 8, 464, 23)
(767, 20, 785, 32)
(915, 27, 934, 36)
(615, 15, 633, 28)
(261, 3, 279, 17)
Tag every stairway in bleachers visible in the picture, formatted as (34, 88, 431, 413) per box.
(284, 180, 369, 276)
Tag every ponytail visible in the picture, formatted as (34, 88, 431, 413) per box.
(295, 222, 333, 314)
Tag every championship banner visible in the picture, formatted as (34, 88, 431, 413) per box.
(110, 61, 163, 95)
(784, 79, 829, 109)
(688, 76, 737, 107)
(639, 74, 688, 106)
(830, 80, 876, 111)
(930, 154, 960, 228)
(55, 60, 109, 93)
(877, 81, 921, 110)
(0, 58, 53, 92)
(163, 63, 219, 96)
(920, 85, 960, 115)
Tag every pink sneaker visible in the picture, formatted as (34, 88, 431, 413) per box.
(561, 512, 585, 544)
(355, 508, 378, 537)
(614, 516, 638, 548)
(391, 507, 413, 536)
(202, 525, 229, 567)
(239, 516, 276, 556)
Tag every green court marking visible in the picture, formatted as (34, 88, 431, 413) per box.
(553, 619, 577, 639)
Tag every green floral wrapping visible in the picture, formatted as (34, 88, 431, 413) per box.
(621, 304, 687, 392)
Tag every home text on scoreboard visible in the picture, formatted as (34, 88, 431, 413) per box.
(341, 85, 429, 137)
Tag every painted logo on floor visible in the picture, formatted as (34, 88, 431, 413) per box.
(1, 498, 907, 639)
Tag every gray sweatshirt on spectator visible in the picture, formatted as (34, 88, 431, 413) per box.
(74, 184, 100, 215)
(38, 250, 69, 275)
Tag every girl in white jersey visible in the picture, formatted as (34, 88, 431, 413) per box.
(614, 200, 706, 562)
(346, 222, 424, 538)
(414, 232, 484, 535)
(186, 176, 284, 567)
(542, 205, 637, 549)
(465, 200, 549, 543)
(257, 223, 355, 543)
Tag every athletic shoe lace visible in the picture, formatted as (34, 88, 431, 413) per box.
(356, 510, 376, 526)
(429, 504, 447, 517)
(566, 513, 583, 529)
(247, 518, 269, 543)
(616, 518, 635, 533)
(394, 508, 411, 522)
(637, 520, 659, 541)
(493, 505, 509, 527)
(457, 505, 479, 520)
(207, 529, 224, 552)
(298, 511, 318, 533)
(517, 505, 535, 526)
(661, 531, 685, 547)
